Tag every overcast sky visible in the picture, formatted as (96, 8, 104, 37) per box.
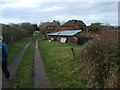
(0, 0, 118, 26)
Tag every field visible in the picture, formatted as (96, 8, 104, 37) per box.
(39, 40, 87, 88)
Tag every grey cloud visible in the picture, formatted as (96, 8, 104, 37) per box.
(1, 2, 118, 25)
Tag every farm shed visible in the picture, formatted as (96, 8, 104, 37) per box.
(47, 30, 82, 44)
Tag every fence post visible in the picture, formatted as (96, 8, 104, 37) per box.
(71, 47, 75, 57)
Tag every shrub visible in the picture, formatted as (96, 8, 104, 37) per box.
(2, 23, 36, 45)
(80, 30, 120, 88)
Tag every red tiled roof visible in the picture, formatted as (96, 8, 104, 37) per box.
(62, 20, 86, 27)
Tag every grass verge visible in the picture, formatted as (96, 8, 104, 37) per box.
(8, 35, 41, 64)
(10, 40, 35, 88)
(39, 40, 87, 88)
(10, 35, 40, 88)
(8, 36, 33, 64)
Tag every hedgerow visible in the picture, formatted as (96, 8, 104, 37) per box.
(2, 23, 37, 45)
(80, 30, 120, 88)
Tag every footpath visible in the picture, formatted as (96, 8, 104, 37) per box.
(2, 40, 52, 88)
(33, 40, 52, 88)
(2, 41, 31, 88)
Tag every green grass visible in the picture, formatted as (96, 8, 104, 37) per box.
(10, 35, 41, 88)
(8, 35, 41, 64)
(10, 39, 36, 88)
(39, 40, 87, 88)
(8, 36, 32, 64)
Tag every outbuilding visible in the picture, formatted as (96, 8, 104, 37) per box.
(47, 30, 82, 44)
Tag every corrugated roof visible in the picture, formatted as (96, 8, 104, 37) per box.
(47, 30, 82, 36)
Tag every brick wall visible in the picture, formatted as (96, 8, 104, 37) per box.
(62, 27, 74, 30)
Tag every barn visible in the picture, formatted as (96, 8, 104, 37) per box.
(47, 30, 82, 44)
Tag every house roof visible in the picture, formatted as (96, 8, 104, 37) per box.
(48, 20, 60, 27)
(40, 20, 60, 28)
(47, 30, 82, 36)
(40, 23, 49, 28)
(62, 20, 86, 27)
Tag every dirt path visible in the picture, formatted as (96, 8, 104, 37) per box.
(2, 41, 31, 88)
(33, 40, 52, 88)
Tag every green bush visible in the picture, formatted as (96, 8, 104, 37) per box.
(2, 23, 35, 45)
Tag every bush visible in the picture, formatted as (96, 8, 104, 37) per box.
(80, 30, 120, 88)
(2, 23, 36, 45)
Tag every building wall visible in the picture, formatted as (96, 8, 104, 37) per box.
(75, 33, 81, 37)
(62, 26, 74, 30)
(74, 25, 86, 30)
(48, 32, 81, 44)
(62, 25, 86, 30)
(79, 26, 86, 30)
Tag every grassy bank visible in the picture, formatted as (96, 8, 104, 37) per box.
(39, 40, 87, 88)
